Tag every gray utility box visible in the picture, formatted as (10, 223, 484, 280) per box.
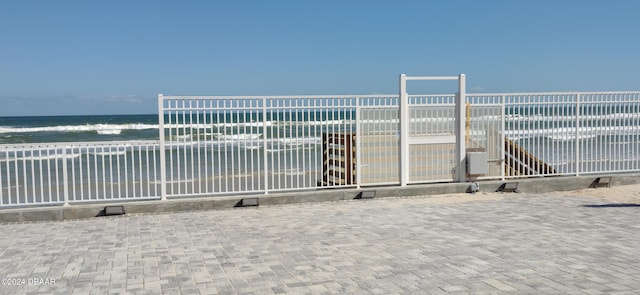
(467, 152, 489, 175)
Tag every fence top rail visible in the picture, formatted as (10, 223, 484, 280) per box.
(0, 140, 160, 149)
(161, 94, 458, 100)
(405, 76, 460, 81)
(161, 94, 399, 100)
(468, 91, 640, 97)
(161, 91, 640, 101)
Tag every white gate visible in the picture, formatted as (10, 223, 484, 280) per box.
(399, 74, 466, 185)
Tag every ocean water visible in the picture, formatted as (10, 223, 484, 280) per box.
(0, 112, 357, 180)
(1, 109, 639, 169)
(0, 114, 159, 144)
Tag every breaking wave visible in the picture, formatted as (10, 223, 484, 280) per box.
(0, 123, 158, 134)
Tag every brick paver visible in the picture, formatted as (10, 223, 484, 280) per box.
(1, 193, 639, 294)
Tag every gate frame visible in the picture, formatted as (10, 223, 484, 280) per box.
(399, 74, 466, 186)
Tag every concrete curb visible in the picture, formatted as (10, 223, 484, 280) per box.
(1, 174, 638, 223)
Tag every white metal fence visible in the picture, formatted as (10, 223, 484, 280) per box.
(2, 91, 640, 208)
(497, 92, 640, 177)
(0, 141, 161, 207)
(157, 95, 402, 197)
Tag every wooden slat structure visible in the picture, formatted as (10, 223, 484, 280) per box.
(319, 132, 356, 186)
(504, 138, 556, 176)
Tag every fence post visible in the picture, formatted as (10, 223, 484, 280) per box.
(262, 97, 269, 194)
(501, 95, 506, 181)
(158, 94, 167, 200)
(62, 146, 70, 206)
(456, 74, 467, 182)
(399, 74, 409, 186)
(575, 93, 580, 176)
(355, 96, 361, 188)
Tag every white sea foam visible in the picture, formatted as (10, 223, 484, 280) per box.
(278, 138, 321, 147)
(504, 125, 640, 141)
(211, 121, 275, 128)
(546, 134, 598, 141)
(506, 112, 640, 122)
(0, 123, 158, 134)
(242, 144, 262, 150)
(173, 134, 193, 140)
(218, 134, 262, 140)
(90, 150, 128, 156)
(0, 153, 82, 162)
(266, 148, 288, 153)
(2, 112, 639, 135)
(97, 129, 122, 135)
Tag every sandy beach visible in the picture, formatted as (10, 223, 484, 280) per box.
(398, 183, 640, 206)
(552, 183, 640, 203)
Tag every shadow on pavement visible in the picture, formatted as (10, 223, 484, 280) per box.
(582, 203, 640, 208)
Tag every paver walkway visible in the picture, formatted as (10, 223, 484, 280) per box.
(1, 192, 639, 294)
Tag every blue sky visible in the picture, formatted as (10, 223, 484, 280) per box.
(1, 1, 639, 116)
